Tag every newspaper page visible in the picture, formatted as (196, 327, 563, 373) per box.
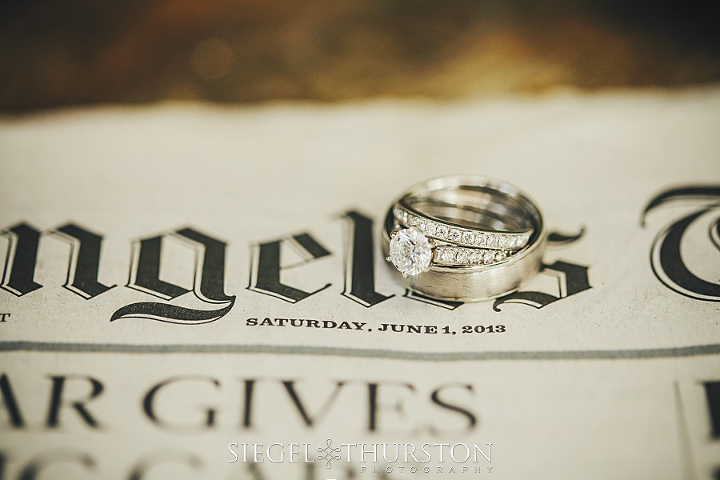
(1, 87, 719, 480)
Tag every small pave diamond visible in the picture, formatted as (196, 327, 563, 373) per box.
(469, 251, 483, 264)
(436, 225, 448, 239)
(426, 223, 437, 235)
(462, 231, 474, 244)
(440, 248, 456, 264)
(428, 246, 516, 266)
(456, 250, 468, 264)
(448, 229, 461, 242)
(389, 227, 433, 277)
(475, 233, 486, 246)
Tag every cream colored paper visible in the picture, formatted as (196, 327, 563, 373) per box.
(1, 87, 719, 479)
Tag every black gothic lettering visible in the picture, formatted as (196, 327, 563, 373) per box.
(112, 228, 235, 324)
(547, 226, 586, 245)
(493, 261, 591, 311)
(55, 223, 116, 298)
(1, 222, 113, 299)
(340, 210, 394, 307)
(642, 186, 720, 301)
(1, 223, 42, 296)
(128, 236, 189, 300)
(247, 232, 331, 303)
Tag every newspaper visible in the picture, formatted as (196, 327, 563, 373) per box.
(1, 87, 719, 479)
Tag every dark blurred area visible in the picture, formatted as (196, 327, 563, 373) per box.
(0, 0, 719, 112)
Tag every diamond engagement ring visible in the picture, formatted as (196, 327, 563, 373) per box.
(381, 175, 547, 301)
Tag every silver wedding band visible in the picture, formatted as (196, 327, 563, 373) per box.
(381, 175, 546, 301)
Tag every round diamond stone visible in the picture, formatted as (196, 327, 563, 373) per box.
(389, 228, 433, 277)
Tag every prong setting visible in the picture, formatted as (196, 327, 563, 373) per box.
(388, 227, 434, 277)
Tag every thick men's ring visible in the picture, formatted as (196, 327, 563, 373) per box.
(381, 175, 547, 301)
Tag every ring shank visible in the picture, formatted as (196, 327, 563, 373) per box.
(399, 177, 539, 234)
(406, 198, 531, 231)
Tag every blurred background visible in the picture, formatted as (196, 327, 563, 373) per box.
(1, 0, 719, 113)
